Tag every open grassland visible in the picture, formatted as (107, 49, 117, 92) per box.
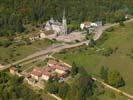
(0, 39, 54, 65)
(54, 21, 133, 95)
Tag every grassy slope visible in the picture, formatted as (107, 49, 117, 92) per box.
(54, 21, 133, 96)
(0, 39, 53, 65)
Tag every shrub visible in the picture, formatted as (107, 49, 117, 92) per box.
(105, 27, 114, 32)
(108, 91, 116, 98)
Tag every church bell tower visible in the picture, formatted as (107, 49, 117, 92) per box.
(62, 10, 67, 35)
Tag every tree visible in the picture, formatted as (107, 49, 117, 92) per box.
(71, 62, 79, 77)
(119, 21, 125, 26)
(79, 67, 88, 77)
(0, 72, 42, 100)
(100, 66, 108, 82)
(46, 81, 59, 94)
(74, 75, 95, 100)
(58, 83, 69, 98)
(108, 70, 125, 88)
(85, 33, 92, 40)
(89, 38, 96, 47)
(2, 40, 12, 48)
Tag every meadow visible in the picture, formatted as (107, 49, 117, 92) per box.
(0, 38, 54, 65)
(54, 21, 133, 95)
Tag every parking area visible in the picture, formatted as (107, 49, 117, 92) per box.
(46, 31, 85, 43)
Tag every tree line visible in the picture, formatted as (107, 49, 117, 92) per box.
(0, 0, 133, 36)
(0, 72, 43, 100)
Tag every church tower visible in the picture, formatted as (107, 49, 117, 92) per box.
(62, 10, 67, 35)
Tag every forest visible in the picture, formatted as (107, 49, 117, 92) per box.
(0, 0, 133, 36)
(0, 72, 43, 100)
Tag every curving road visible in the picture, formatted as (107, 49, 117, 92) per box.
(1, 18, 133, 100)
(0, 18, 133, 71)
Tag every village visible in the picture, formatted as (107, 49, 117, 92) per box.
(9, 56, 72, 89)
(0, 11, 109, 99)
(0, 10, 132, 100)
(13, 11, 102, 43)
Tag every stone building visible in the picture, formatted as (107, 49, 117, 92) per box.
(44, 10, 67, 35)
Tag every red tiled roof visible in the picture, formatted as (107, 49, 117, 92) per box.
(31, 67, 42, 77)
(31, 63, 70, 78)
(48, 59, 59, 65)
(54, 65, 69, 71)
(83, 21, 91, 28)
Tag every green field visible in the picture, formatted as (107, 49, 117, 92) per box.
(0, 39, 54, 65)
(54, 21, 133, 95)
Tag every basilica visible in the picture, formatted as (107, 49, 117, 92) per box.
(44, 11, 67, 35)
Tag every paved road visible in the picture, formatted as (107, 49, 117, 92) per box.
(1, 18, 133, 71)
(93, 18, 133, 41)
(92, 77, 133, 99)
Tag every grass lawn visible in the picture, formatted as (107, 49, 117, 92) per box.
(54, 21, 133, 95)
(21, 59, 48, 72)
(98, 89, 128, 100)
(0, 39, 54, 65)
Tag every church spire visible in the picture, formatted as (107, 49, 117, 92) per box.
(62, 9, 67, 35)
(63, 9, 66, 19)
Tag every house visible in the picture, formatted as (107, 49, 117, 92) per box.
(30, 58, 71, 81)
(31, 64, 70, 81)
(54, 65, 70, 74)
(9, 67, 17, 75)
(125, 14, 133, 19)
(28, 30, 46, 41)
(48, 59, 59, 67)
(0, 64, 4, 69)
(80, 21, 103, 33)
(31, 67, 42, 80)
(80, 21, 98, 30)
(41, 72, 50, 81)
(80, 21, 91, 30)
(9, 65, 22, 75)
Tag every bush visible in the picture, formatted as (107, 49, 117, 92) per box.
(2, 40, 12, 48)
(102, 47, 114, 57)
(105, 27, 114, 32)
(107, 70, 125, 88)
(119, 21, 125, 26)
(108, 91, 116, 99)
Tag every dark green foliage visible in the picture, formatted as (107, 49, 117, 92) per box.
(89, 38, 96, 47)
(100, 66, 108, 82)
(108, 70, 125, 88)
(0, 39, 12, 47)
(68, 74, 95, 100)
(45, 66, 96, 100)
(105, 27, 114, 32)
(100, 66, 125, 88)
(85, 33, 92, 40)
(79, 67, 89, 77)
(58, 83, 69, 98)
(102, 47, 114, 56)
(119, 21, 125, 26)
(46, 78, 69, 99)
(71, 62, 79, 76)
(47, 82, 59, 94)
(0, 72, 42, 100)
(0, 0, 133, 36)
(108, 91, 116, 99)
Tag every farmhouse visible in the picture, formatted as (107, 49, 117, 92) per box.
(0, 64, 4, 69)
(48, 59, 59, 66)
(28, 30, 46, 41)
(30, 59, 70, 81)
(80, 21, 102, 33)
(31, 67, 42, 80)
